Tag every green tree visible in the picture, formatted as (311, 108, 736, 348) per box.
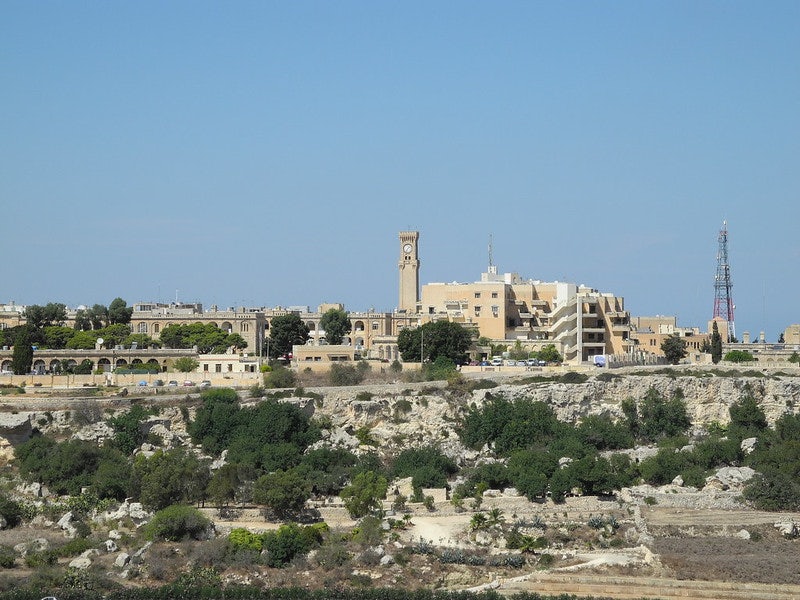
(397, 320, 472, 363)
(73, 309, 92, 331)
(72, 359, 94, 374)
(145, 504, 212, 541)
(724, 349, 755, 363)
(132, 448, 211, 511)
(261, 522, 324, 568)
(320, 308, 351, 346)
(266, 314, 309, 359)
(253, 468, 312, 519)
(88, 304, 109, 329)
(97, 324, 132, 348)
(789, 351, 800, 364)
(728, 394, 768, 439)
(174, 356, 199, 372)
(710, 321, 723, 364)
(23, 303, 67, 330)
(537, 344, 562, 364)
(124, 333, 159, 349)
(340, 471, 387, 518)
(42, 325, 75, 349)
(638, 388, 691, 443)
(160, 323, 247, 353)
(66, 330, 98, 350)
(108, 297, 133, 325)
(11, 326, 34, 375)
(661, 334, 687, 365)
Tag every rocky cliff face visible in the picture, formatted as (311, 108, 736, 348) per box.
(308, 374, 800, 463)
(1, 374, 798, 464)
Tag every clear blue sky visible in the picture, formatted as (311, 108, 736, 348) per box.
(3, 2, 798, 340)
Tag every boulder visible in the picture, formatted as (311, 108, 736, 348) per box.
(115, 552, 131, 568)
(68, 556, 92, 569)
(740, 437, 758, 455)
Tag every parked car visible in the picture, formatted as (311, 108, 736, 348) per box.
(167, 380, 179, 387)
(182, 380, 194, 387)
(199, 380, 212, 388)
(152, 379, 164, 387)
(137, 380, 147, 386)
(479, 360, 490, 366)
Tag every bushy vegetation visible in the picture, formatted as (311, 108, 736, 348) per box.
(145, 504, 212, 541)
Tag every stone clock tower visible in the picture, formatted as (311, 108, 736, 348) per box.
(398, 231, 420, 312)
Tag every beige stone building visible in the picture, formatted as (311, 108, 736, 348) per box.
(390, 232, 633, 363)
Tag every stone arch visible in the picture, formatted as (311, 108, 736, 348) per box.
(307, 322, 316, 331)
(132, 358, 143, 365)
(116, 358, 128, 367)
(1, 359, 12, 372)
(221, 321, 233, 333)
(65, 359, 77, 369)
(32, 359, 46, 374)
(356, 337, 364, 349)
(354, 320, 365, 332)
(153, 323, 160, 334)
(98, 358, 111, 372)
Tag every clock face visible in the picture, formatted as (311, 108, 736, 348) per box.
(403, 243, 413, 254)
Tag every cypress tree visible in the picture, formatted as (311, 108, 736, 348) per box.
(711, 320, 723, 364)
(11, 326, 34, 375)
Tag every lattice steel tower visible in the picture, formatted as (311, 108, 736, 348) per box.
(713, 220, 735, 341)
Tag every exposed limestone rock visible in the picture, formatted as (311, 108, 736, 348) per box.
(97, 500, 151, 527)
(704, 466, 755, 491)
(774, 521, 799, 537)
(740, 437, 758, 454)
(114, 552, 131, 568)
(0, 413, 33, 445)
(68, 556, 92, 569)
(72, 421, 115, 444)
(104, 539, 118, 552)
(57, 511, 79, 538)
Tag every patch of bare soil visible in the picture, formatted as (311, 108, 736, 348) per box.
(650, 529, 800, 585)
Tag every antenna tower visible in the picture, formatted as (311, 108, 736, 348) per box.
(713, 221, 735, 341)
(487, 234, 497, 275)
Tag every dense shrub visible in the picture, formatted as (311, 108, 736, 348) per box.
(391, 446, 458, 491)
(263, 366, 298, 389)
(329, 363, 365, 386)
(262, 522, 325, 568)
(145, 504, 212, 541)
(460, 396, 567, 455)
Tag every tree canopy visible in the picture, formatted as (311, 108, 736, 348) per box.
(160, 323, 247, 353)
(319, 308, 351, 346)
(661, 334, 687, 364)
(397, 320, 472, 364)
(266, 314, 309, 359)
(710, 321, 723, 364)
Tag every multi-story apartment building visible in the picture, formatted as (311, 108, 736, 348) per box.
(417, 270, 632, 362)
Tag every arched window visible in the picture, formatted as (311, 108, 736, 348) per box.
(137, 322, 148, 334)
(153, 323, 160, 333)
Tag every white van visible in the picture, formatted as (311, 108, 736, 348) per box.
(490, 357, 503, 366)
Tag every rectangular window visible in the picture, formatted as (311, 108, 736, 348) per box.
(491, 292, 498, 298)
(203, 364, 209, 371)
(215, 364, 222, 373)
(474, 292, 481, 298)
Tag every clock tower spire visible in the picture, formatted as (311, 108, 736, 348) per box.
(398, 231, 420, 312)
